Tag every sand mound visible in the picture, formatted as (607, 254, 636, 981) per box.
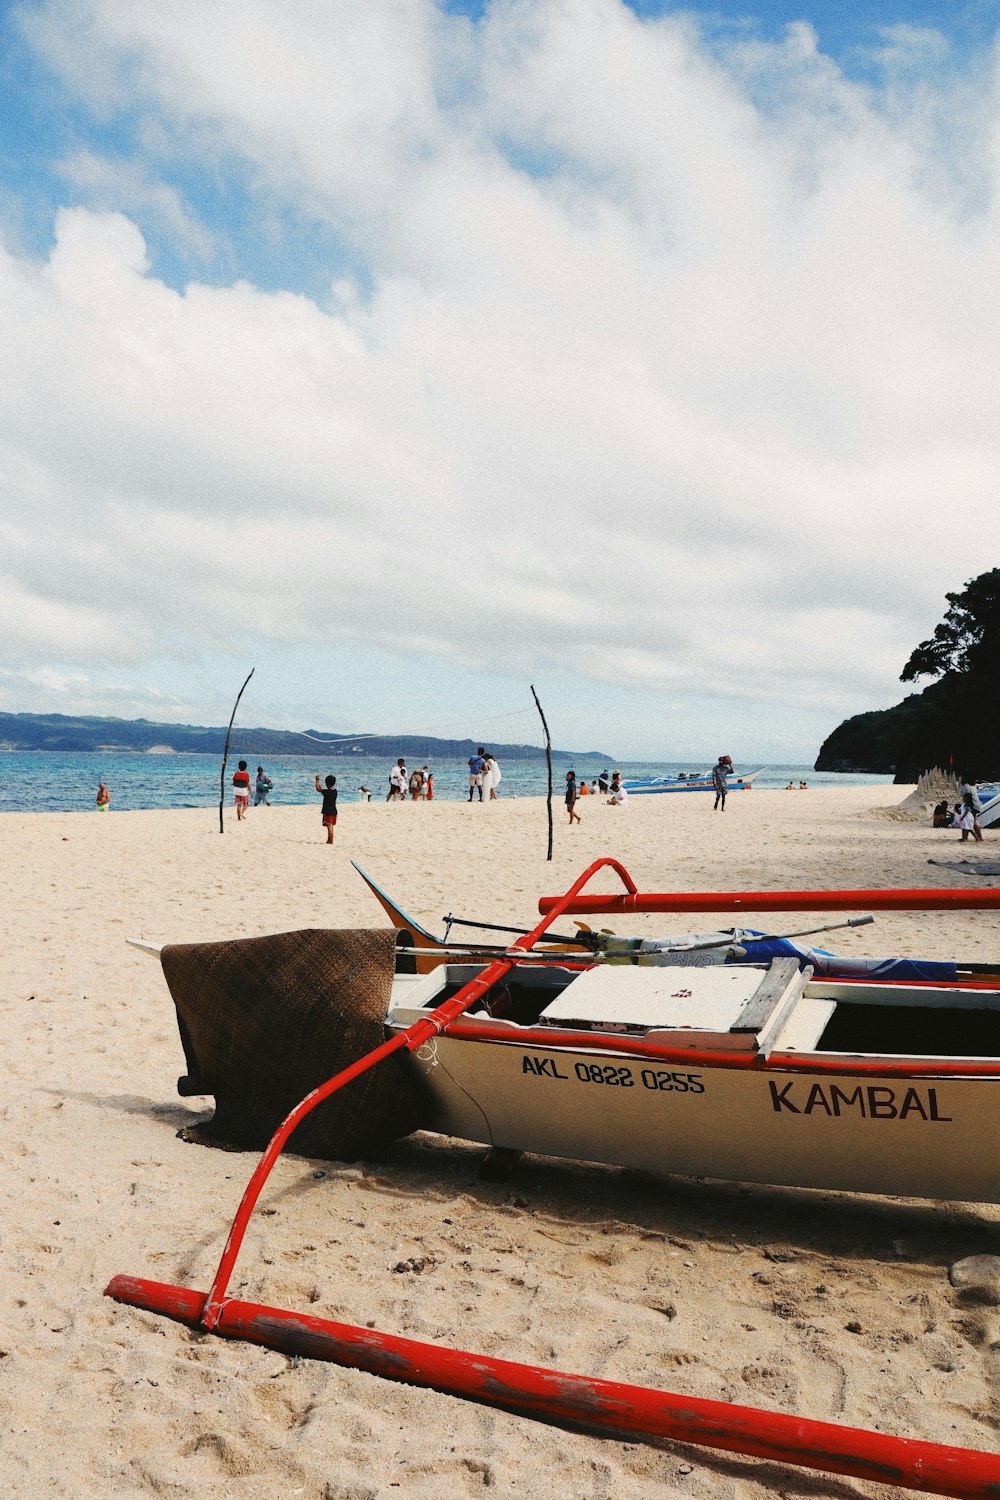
(873, 767, 959, 822)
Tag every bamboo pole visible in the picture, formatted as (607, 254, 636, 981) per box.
(530, 684, 553, 861)
(218, 669, 255, 834)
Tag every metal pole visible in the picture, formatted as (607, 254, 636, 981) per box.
(530, 684, 553, 861)
(218, 669, 255, 834)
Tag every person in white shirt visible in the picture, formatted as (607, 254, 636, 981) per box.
(387, 759, 407, 802)
(483, 753, 502, 800)
(608, 772, 628, 807)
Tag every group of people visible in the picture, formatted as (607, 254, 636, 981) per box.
(934, 788, 984, 843)
(565, 770, 627, 822)
(785, 780, 809, 791)
(386, 760, 436, 801)
(231, 762, 274, 820)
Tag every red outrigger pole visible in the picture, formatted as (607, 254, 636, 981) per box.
(106, 860, 1000, 1499)
(539, 886, 1000, 916)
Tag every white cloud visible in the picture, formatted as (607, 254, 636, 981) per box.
(54, 149, 218, 261)
(2, 0, 1000, 752)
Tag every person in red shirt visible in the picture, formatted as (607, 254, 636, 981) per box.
(232, 760, 251, 820)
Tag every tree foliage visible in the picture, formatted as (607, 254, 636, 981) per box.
(817, 569, 1000, 781)
(900, 569, 1000, 684)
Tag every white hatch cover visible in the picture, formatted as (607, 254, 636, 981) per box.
(538, 963, 766, 1035)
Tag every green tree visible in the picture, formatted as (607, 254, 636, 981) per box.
(896, 568, 1000, 781)
(900, 569, 1000, 684)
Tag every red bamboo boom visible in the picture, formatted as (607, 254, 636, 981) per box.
(539, 888, 1000, 916)
(104, 1276, 1000, 1500)
(196, 855, 639, 1327)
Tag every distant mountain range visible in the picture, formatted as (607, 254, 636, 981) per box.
(0, 710, 609, 763)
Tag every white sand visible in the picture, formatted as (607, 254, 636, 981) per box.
(2, 785, 1000, 1498)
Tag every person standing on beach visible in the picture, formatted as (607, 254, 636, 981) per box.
(315, 773, 338, 843)
(425, 768, 434, 800)
(565, 770, 581, 824)
(254, 766, 273, 805)
(232, 760, 251, 819)
(468, 747, 486, 802)
(483, 751, 501, 800)
(387, 759, 406, 802)
(598, 769, 609, 794)
(957, 791, 983, 843)
(712, 755, 733, 812)
(96, 780, 110, 812)
(408, 766, 424, 800)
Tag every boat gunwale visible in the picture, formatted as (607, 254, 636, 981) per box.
(401, 1016, 1000, 1079)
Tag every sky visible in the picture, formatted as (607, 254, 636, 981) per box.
(0, 0, 998, 761)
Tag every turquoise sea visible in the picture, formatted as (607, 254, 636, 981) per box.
(0, 750, 894, 813)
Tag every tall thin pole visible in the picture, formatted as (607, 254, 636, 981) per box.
(530, 683, 553, 861)
(219, 669, 255, 833)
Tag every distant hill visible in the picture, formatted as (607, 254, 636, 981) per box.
(0, 710, 610, 763)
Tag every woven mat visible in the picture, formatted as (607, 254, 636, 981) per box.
(160, 928, 432, 1159)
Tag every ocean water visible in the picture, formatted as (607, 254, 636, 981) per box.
(0, 750, 894, 814)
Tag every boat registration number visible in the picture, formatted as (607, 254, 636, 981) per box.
(521, 1054, 704, 1094)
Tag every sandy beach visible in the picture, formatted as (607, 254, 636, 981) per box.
(3, 784, 1000, 1499)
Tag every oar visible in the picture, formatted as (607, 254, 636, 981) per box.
(736, 914, 875, 945)
(441, 912, 595, 947)
(394, 945, 590, 962)
(601, 915, 878, 956)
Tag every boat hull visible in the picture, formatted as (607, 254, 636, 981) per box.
(393, 1025, 1000, 1202)
(623, 775, 757, 795)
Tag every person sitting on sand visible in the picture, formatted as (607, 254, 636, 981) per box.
(96, 780, 110, 812)
(232, 761, 251, 820)
(932, 799, 952, 828)
(608, 773, 628, 807)
(565, 770, 581, 824)
(578, 778, 590, 796)
(358, 786, 372, 802)
(315, 773, 338, 843)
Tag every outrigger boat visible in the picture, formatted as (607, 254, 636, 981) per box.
(106, 860, 1000, 1498)
(621, 768, 762, 794)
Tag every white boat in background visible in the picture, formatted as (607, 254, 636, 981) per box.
(976, 786, 1000, 828)
(622, 769, 762, 795)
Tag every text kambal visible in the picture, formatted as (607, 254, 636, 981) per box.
(769, 1081, 951, 1121)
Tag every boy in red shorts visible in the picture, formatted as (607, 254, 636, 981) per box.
(314, 773, 338, 844)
